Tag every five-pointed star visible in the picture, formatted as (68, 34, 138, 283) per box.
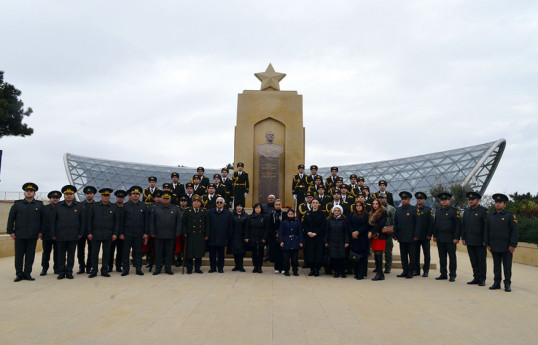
(255, 63, 286, 91)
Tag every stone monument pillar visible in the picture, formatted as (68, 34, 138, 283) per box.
(234, 64, 305, 208)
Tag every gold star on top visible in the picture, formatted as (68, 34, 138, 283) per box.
(255, 63, 286, 91)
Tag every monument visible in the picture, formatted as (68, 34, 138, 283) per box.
(234, 64, 305, 208)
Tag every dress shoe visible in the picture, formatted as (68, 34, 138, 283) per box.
(152, 270, 161, 275)
(165, 270, 174, 275)
(478, 281, 485, 286)
(232, 267, 239, 271)
(384, 268, 391, 274)
(195, 269, 203, 274)
(101, 272, 111, 277)
(136, 270, 144, 276)
(57, 274, 65, 280)
(121, 271, 129, 276)
(14, 275, 23, 282)
(186, 269, 192, 274)
(24, 274, 35, 281)
(372, 274, 385, 281)
(341, 273, 347, 278)
(422, 272, 429, 277)
(397, 272, 407, 278)
(257, 268, 262, 273)
(467, 279, 479, 285)
(435, 275, 447, 280)
(218, 269, 224, 273)
(253, 267, 258, 273)
(449, 277, 456, 282)
(504, 283, 511, 292)
(238, 267, 245, 272)
(208, 269, 216, 273)
(284, 271, 290, 276)
(89, 273, 97, 278)
(413, 272, 420, 276)
(40, 269, 47, 276)
(293, 272, 299, 276)
(77, 268, 85, 274)
(406, 274, 413, 279)
(489, 283, 501, 290)
(66, 274, 74, 279)
(314, 270, 320, 277)
(355, 275, 363, 280)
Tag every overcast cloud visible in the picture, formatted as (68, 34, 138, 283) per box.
(0, 1, 537, 197)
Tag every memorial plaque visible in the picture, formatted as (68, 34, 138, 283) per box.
(257, 131, 283, 202)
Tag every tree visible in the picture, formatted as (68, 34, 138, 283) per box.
(0, 71, 34, 138)
(430, 183, 473, 209)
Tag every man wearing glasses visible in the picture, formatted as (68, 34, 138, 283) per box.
(207, 197, 233, 273)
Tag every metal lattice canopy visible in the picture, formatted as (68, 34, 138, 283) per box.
(64, 139, 505, 203)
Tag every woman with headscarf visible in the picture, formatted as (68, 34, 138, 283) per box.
(245, 203, 268, 273)
(348, 200, 371, 279)
(324, 205, 350, 278)
(302, 198, 327, 276)
(369, 199, 388, 281)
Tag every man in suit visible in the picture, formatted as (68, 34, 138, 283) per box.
(233, 162, 249, 207)
(462, 191, 488, 286)
(207, 197, 233, 273)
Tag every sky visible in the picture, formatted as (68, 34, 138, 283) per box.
(1, 1, 537, 197)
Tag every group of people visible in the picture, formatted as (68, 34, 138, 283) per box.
(6, 163, 520, 292)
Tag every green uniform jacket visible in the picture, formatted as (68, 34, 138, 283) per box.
(181, 207, 210, 259)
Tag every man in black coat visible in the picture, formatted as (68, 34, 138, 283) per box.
(193, 167, 210, 189)
(372, 180, 395, 207)
(149, 190, 182, 275)
(462, 191, 488, 286)
(220, 167, 234, 208)
(207, 197, 233, 273)
(77, 185, 97, 274)
(433, 192, 462, 282)
(120, 186, 149, 276)
(171, 172, 185, 201)
(40, 190, 61, 276)
(7, 182, 44, 282)
(108, 190, 126, 272)
(414, 192, 434, 277)
(87, 188, 119, 278)
(182, 195, 210, 274)
(485, 193, 519, 292)
(51, 185, 84, 279)
(393, 191, 419, 279)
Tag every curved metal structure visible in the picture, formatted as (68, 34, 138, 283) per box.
(65, 139, 505, 203)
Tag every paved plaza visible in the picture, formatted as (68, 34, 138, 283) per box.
(1, 247, 536, 345)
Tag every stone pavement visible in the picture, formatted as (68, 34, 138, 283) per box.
(0, 247, 536, 345)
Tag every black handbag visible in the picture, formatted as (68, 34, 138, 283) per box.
(349, 250, 362, 263)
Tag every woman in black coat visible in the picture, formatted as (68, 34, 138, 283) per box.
(348, 200, 371, 280)
(229, 204, 248, 272)
(267, 200, 286, 274)
(369, 199, 388, 281)
(324, 205, 350, 278)
(245, 203, 268, 273)
(302, 199, 326, 276)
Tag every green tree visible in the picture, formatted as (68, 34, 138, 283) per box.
(0, 71, 34, 138)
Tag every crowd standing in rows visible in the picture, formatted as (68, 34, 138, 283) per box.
(6, 163, 519, 292)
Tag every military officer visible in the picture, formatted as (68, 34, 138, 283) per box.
(87, 188, 119, 278)
(212, 174, 227, 199)
(149, 190, 182, 275)
(77, 185, 97, 274)
(315, 185, 331, 212)
(362, 185, 372, 204)
(182, 195, 210, 274)
(120, 186, 149, 276)
(328, 177, 343, 197)
(170, 172, 185, 200)
(325, 190, 350, 216)
(349, 174, 360, 197)
(308, 175, 324, 196)
(40, 190, 61, 276)
(298, 192, 314, 221)
(203, 183, 219, 209)
(433, 192, 462, 282)
(193, 167, 210, 189)
(143, 176, 160, 204)
(162, 183, 179, 205)
(51, 185, 84, 280)
(233, 162, 249, 208)
(340, 184, 355, 206)
(292, 164, 309, 211)
(372, 180, 395, 206)
(378, 193, 396, 274)
(221, 167, 234, 208)
(308, 165, 320, 186)
(393, 191, 419, 279)
(485, 193, 519, 292)
(325, 166, 340, 190)
(192, 175, 207, 196)
(414, 192, 434, 277)
(108, 189, 126, 272)
(462, 191, 488, 286)
(355, 192, 372, 213)
(184, 183, 195, 207)
(7, 182, 44, 282)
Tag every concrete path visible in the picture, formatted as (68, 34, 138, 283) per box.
(1, 247, 536, 345)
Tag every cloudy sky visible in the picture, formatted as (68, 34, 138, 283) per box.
(1, 1, 537, 197)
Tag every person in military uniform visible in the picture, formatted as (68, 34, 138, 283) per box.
(202, 183, 219, 209)
(51, 185, 84, 280)
(414, 192, 434, 277)
(362, 185, 372, 204)
(162, 183, 179, 205)
(192, 167, 210, 188)
(462, 191, 488, 286)
(174, 196, 189, 267)
(40, 190, 61, 276)
(325, 166, 340, 190)
(181, 195, 210, 274)
(433, 192, 462, 282)
(315, 185, 331, 212)
(207, 197, 233, 273)
(485, 193, 519, 292)
(192, 175, 207, 196)
(325, 190, 349, 216)
(308, 165, 320, 185)
(120, 186, 148, 276)
(7, 182, 44, 282)
(86, 188, 119, 278)
(298, 192, 314, 221)
(290, 165, 308, 206)
(233, 162, 249, 208)
(185, 183, 194, 207)
(77, 185, 97, 274)
(372, 180, 395, 206)
(327, 177, 343, 197)
(149, 190, 182, 275)
(349, 174, 360, 197)
(212, 174, 227, 199)
(378, 193, 395, 274)
(108, 189, 126, 272)
(143, 176, 160, 204)
(170, 172, 185, 200)
(221, 167, 234, 208)
(308, 175, 324, 196)
(340, 184, 355, 206)
(355, 191, 372, 213)
(393, 191, 419, 279)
